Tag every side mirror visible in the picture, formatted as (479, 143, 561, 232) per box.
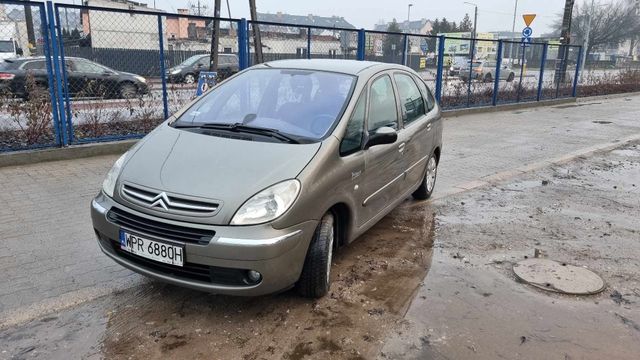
(366, 126, 397, 148)
(16, 48, 23, 56)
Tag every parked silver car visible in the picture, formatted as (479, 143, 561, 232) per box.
(91, 59, 443, 298)
(460, 60, 516, 82)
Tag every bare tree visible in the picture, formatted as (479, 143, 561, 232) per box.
(556, 0, 640, 56)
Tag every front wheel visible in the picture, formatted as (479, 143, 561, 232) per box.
(412, 153, 438, 200)
(506, 72, 515, 82)
(484, 73, 493, 83)
(183, 73, 196, 84)
(119, 82, 137, 99)
(297, 213, 335, 298)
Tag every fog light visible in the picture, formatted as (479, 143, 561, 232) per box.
(247, 270, 262, 283)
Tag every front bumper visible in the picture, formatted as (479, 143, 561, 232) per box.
(91, 193, 317, 296)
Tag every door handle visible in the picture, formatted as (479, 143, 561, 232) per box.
(426, 123, 432, 132)
(398, 142, 406, 154)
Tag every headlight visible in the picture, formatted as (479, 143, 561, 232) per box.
(230, 180, 301, 225)
(102, 153, 127, 197)
(134, 75, 146, 83)
(170, 68, 182, 75)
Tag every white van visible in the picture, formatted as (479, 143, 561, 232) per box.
(0, 38, 19, 60)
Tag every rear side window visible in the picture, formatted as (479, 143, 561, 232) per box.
(340, 92, 366, 156)
(414, 77, 435, 112)
(22, 60, 46, 70)
(394, 73, 426, 125)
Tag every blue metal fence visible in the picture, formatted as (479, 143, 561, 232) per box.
(0, 1, 584, 153)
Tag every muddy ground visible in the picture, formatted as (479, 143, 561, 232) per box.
(2, 142, 640, 360)
(1, 203, 435, 360)
(382, 142, 640, 359)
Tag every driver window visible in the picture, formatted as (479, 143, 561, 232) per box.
(367, 75, 398, 133)
(74, 60, 104, 73)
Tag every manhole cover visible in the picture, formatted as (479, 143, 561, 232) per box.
(513, 259, 605, 295)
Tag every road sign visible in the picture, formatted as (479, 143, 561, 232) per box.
(196, 71, 217, 96)
(420, 38, 428, 53)
(521, 37, 532, 47)
(523, 14, 536, 27)
(522, 26, 533, 38)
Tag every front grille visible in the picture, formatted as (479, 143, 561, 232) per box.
(98, 235, 250, 286)
(107, 207, 215, 245)
(121, 183, 219, 217)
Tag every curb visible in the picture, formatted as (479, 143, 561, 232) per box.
(427, 133, 640, 202)
(576, 90, 640, 103)
(442, 97, 576, 118)
(0, 139, 138, 168)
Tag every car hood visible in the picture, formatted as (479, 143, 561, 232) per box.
(116, 124, 321, 225)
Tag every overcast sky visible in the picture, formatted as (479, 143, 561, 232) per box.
(62, 0, 598, 35)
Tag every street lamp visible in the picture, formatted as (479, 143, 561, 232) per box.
(510, 0, 519, 62)
(407, 3, 413, 32)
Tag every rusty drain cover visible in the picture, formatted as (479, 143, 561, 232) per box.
(513, 258, 605, 295)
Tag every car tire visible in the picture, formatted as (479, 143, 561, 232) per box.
(297, 212, 335, 298)
(184, 74, 196, 84)
(507, 72, 515, 82)
(119, 82, 137, 99)
(412, 153, 438, 200)
(484, 73, 493, 83)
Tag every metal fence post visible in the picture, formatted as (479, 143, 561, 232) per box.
(357, 29, 365, 61)
(157, 15, 169, 120)
(53, 5, 73, 143)
(39, 2, 62, 147)
(466, 38, 476, 107)
(46, 0, 68, 146)
(492, 40, 503, 106)
(537, 43, 548, 101)
(401, 34, 408, 65)
(307, 26, 312, 59)
(238, 18, 248, 70)
(572, 46, 583, 98)
(517, 42, 526, 102)
(435, 35, 445, 103)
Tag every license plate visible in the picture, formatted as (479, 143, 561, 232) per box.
(119, 230, 184, 267)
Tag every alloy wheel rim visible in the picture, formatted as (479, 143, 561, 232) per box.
(185, 75, 195, 84)
(426, 157, 437, 192)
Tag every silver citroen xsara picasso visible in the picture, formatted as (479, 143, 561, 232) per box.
(91, 59, 443, 298)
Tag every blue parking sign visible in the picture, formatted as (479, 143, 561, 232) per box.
(196, 71, 217, 96)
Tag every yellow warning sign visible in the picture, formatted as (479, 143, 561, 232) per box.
(523, 14, 536, 27)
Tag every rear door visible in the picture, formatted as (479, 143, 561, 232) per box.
(20, 59, 49, 89)
(393, 72, 433, 188)
(360, 73, 404, 225)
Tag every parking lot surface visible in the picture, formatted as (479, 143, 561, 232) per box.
(0, 94, 639, 359)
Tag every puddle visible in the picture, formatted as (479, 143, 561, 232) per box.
(99, 203, 436, 359)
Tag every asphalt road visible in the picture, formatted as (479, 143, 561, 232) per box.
(0, 94, 639, 359)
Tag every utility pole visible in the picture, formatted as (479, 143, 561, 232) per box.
(582, 0, 595, 70)
(556, 0, 575, 84)
(464, 2, 477, 60)
(407, 3, 413, 30)
(509, 0, 519, 62)
(23, 0, 36, 54)
(249, 0, 263, 64)
(209, 0, 221, 71)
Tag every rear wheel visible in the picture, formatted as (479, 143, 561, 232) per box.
(484, 73, 493, 83)
(507, 72, 515, 82)
(297, 212, 335, 298)
(412, 153, 438, 200)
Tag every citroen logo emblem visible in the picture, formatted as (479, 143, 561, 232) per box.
(149, 192, 171, 211)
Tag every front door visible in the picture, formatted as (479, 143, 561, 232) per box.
(360, 73, 404, 225)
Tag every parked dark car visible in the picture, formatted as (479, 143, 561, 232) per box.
(166, 53, 239, 84)
(0, 56, 149, 99)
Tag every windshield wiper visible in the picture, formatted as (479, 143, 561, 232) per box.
(175, 122, 299, 144)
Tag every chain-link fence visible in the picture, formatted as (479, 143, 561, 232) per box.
(1, 0, 601, 154)
(578, 47, 640, 97)
(0, 0, 59, 152)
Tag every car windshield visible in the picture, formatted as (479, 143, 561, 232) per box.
(180, 54, 207, 66)
(0, 40, 14, 52)
(171, 68, 356, 142)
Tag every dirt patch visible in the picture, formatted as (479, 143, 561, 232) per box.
(100, 204, 435, 359)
